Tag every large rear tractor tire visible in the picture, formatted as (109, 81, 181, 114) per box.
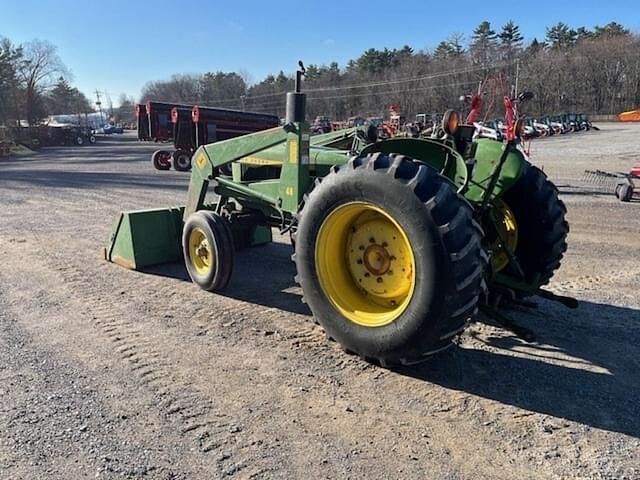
(152, 150, 171, 170)
(498, 163, 568, 289)
(183, 211, 234, 292)
(294, 153, 486, 366)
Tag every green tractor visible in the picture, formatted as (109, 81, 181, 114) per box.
(105, 63, 574, 366)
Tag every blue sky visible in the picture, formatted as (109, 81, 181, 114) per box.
(1, 0, 638, 104)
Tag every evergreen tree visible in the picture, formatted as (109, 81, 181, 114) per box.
(574, 27, 594, 42)
(0, 38, 23, 123)
(47, 76, 92, 114)
(200, 71, 246, 104)
(499, 21, 524, 49)
(470, 21, 498, 65)
(593, 22, 630, 38)
(434, 34, 465, 60)
(546, 22, 577, 49)
(471, 21, 498, 45)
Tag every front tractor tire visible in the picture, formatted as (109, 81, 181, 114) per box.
(182, 211, 234, 292)
(294, 153, 486, 366)
(499, 163, 569, 289)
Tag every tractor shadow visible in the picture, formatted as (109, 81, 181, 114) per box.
(145, 241, 311, 316)
(147, 242, 640, 437)
(396, 299, 640, 438)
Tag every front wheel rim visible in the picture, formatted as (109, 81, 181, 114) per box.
(315, 202, 416, 327)
(188, 227, 213, 275)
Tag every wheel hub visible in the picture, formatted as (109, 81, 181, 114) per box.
(196, 243, 209, 259)
(363, 244, 391, 276)
(346, 217, 412, 300)
(189, 228, 213, 275)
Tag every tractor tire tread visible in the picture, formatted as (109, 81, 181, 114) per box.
(295, 153, 485, 366)
(502, 164, 568, 289)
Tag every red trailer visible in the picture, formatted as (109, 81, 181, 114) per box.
(149, 102, 279, 171)
(135, 104, 149, 140)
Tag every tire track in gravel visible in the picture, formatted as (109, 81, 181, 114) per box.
(27, 245, 279, 478)
(550, 267, 640, 295)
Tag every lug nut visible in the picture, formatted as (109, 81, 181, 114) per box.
(369, 237, 375, 243)
(364, 272, 370, 277)
(359, 245, 365, 251)
(357, 259, 363, 265)
(377, 277, 383, 283)
(382, 241, 388, 247)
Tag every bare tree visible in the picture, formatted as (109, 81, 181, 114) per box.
(138, 24, 640, 121)
(18, 40, 68, 124)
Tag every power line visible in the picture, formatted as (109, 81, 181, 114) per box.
(239, 78, 482, 111)
(304, 63, 508, 93)
(306, 79, 481, 102)
(203, 61, 512, 106)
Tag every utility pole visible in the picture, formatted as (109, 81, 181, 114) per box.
(104, 91, 114, 119)
(514, 59, 520, 97)
(95, 90, 104, 127)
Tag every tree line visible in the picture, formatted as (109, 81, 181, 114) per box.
(141, 21, 640, 121)
(2, 21, 638, 127)
(0, 38, 95, 125)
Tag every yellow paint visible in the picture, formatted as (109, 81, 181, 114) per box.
(188, 227, 214, 275)
(315, 202, 416, 327)
(239, 156, 282, 166)
(289, 140, 298, 164)
(491, 199, 518, 272)
(196, 154, 207, 169)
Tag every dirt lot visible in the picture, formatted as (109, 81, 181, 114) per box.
(1, 125, 639, 480)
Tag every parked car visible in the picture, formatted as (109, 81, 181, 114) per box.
(99, 124, 124, 134)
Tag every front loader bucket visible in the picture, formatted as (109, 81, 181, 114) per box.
(104, 207, 184, 270)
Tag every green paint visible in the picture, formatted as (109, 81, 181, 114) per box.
(464, 139, 525, 203)
(106, 114, 529, 276)
(361, 138, 469, 189)
(105, 207, 184, 269)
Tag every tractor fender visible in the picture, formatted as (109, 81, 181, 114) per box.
(463, 138, 526, 204)
(360, 137, 468, 191)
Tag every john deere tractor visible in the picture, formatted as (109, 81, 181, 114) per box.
(105, 63, 573, 366)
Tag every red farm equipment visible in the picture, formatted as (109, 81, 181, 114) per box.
(135, 104, 149, 140)
(150, 103, 280, 172)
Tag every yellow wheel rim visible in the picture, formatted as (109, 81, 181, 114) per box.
(315, 202, 416, 327)
(491, 199, 518, 272)
(188, 227, 214, 275)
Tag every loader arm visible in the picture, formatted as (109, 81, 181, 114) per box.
(184, 126, 290, 220)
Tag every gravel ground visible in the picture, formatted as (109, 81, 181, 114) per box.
(1, 126, 639, 479)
